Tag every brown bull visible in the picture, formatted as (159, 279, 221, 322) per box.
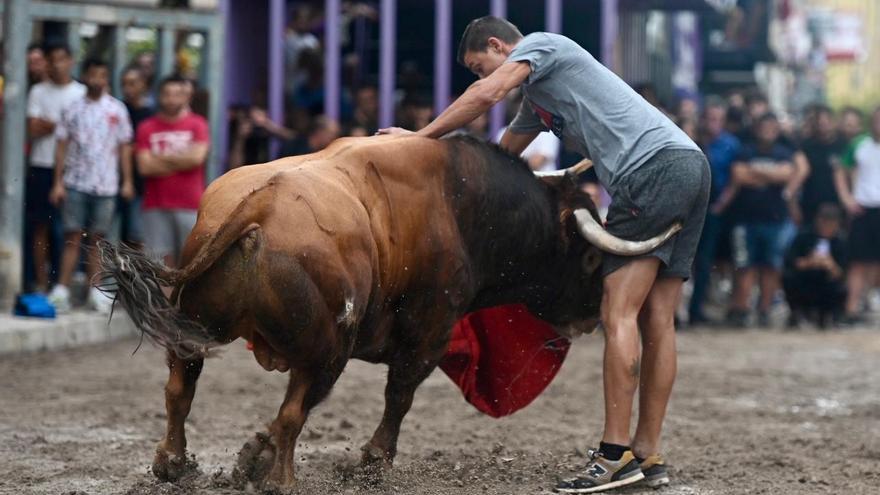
(101, 134, 677, 492)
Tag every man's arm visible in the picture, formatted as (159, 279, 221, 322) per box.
(137, 150, 175, 177)
(160, 142, 209, 171)
(833, 166, 862, 216)
(119, 143, 135, 200)
(49, 139, 68, 206)
(730, 162, 766, 187)
(750, 161, 794, 183)
(499, 128, 539, 156)
(27, 117, 56, 139)
(784, 151, 810, 197)
(414, 62, 531, 138)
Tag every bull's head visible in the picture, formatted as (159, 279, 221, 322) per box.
(533, 160, 680, 337)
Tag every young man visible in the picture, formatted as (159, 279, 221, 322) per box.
(119, 66, 155, 248)
(26, 43, 86, 293)
(48, 59, 134, 312)
(715, 114, 795, 327)
(834, 107, 880, 324)
(783, 204, 847, 329)
(380, 17, 709, 492)
(135, 76, 210, 267)
(794, 106, 847, 226)
(690, 100, 741, 325)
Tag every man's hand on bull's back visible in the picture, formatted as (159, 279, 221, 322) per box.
(376, 127, 416, 136)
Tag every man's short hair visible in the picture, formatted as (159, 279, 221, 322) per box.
(756, 112, 778, 126)
(81, 58, 108, 74)
(27, 42, 44, 53)
(840, 106, 864, 120)
(43, 42, 72, 58)
(158, 74, 188, 92)
(457, 16, 523, 65)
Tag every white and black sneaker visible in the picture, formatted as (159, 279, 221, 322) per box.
(555, 449, 644, 493)
(639, 453, 670, 488)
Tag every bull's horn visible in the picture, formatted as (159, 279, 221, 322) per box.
(534, 158, 593, 178)
(573, 209, 682, 256)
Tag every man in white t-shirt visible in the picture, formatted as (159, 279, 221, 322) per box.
(47, 58, 134, 313)
(26, 43, 85, 293)
(834, 106, 880, 324)
(495, 125, 560, 172)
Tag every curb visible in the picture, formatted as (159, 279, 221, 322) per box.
(0, 310, 138, 354)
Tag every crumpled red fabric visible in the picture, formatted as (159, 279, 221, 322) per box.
(439, 304, 571, 418)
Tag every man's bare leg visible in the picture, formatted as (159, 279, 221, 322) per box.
(631, 276, 682, 458)
(32, 223, 51, 292)
(600, 257, 660, 446)
(845, 263, 867, 315)
(58, 232, 82, 287)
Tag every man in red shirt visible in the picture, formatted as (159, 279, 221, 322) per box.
(135, 76, 210, 267)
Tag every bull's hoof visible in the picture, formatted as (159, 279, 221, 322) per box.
(262, 475, 296, 495)
(232, 432, 276, 487)
(152, 447, 197, 482)
(359, 443, 394, 471)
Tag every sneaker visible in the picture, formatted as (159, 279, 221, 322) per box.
(639, 453, 669, 488)
(88, 286, 114, 314)
(47, 285, 72, 313)
(555, 449, 644, 493)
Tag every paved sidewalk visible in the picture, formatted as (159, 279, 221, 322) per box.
(0, 310, 136, 354)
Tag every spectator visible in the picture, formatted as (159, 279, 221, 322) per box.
(26, 43, 86, 293)
(792, 105, 847, 225)
(717, 113, 796, 327)
(839, 106, 864, 144)
(495, 123, 560, 172)
(285, 4, 320, 101)
(278, 115, 340, 157)
(689, 100, 741, 325)
(27, 43, 48, 87)
(119, 66, 156, 249)
(399, 93, 433, 131)
(834, 106, 880, 324)
(229, 105, 296, 166)
(135, 76, 210, 267)
(47, 59, 134, 313)
(736, 91, 770, 143)
(349, 85, 379, 135)
(783, 204, 847, 329)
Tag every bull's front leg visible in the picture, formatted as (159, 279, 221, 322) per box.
(152, 351, 204, 481)
(361, 346, 445, 469)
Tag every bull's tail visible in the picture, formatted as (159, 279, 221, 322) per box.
(99, 242, 217, 358)
(98, 182, 275, 358)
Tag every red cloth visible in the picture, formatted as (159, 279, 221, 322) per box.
(136, 112, 209, 210)
(439, 304, 570, 418)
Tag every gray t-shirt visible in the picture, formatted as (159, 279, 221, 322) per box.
(507, 32, 699, 194)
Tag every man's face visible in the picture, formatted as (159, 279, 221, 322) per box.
(463, 38, 509, 79)
(355, 88, 378, 117)
(702, 106, 726, 137)
(840, 112, 863, 139)
(756, 119, 780, 144)
(83, 65, 109, 94)
(816, 217, 839, 239)
(815, 112, 835, 137)
(27, 48, 47, 79)
(47, 49, 73, 82)
(121, 70, 147, 102)
(158, 82, 187, 116)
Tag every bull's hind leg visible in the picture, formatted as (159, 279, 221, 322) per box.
(152, 351, 204, 481)
(247, 360, 347, 493)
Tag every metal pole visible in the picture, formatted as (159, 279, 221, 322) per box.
(601, 0, 618, 68)
(112, 24, 127, 98)
(488, 0, 506, 137)
(0, 0, 32, 308)
(378, 0, 396, 128)
(158, 26, 176, 80)
(324, 0, 341, 122)
(67, 22, 81, 78)
(433, 0, 452, 117)
(546, 0, 562, 33)
(268, 0, 285, 158)
(206, 1, 228, 181)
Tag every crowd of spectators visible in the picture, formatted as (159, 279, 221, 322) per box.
(24, 42, 209, 313)
(662, 88, 880, 329)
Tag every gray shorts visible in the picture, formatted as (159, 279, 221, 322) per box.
(602, 148, 711, 280)
(142, 208, 198, 261)
(61, 189, 116, 235)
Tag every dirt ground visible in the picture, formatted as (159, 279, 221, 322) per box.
(1, 326, 878, 495)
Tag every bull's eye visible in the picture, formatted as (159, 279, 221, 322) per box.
(581, 249, 602, 273)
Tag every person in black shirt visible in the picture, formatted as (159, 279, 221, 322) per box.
(119, 66, 155, 248)
(792, 106, 847, 225)
(783, 204, 847, 328)
(715, 113, 796, 326)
